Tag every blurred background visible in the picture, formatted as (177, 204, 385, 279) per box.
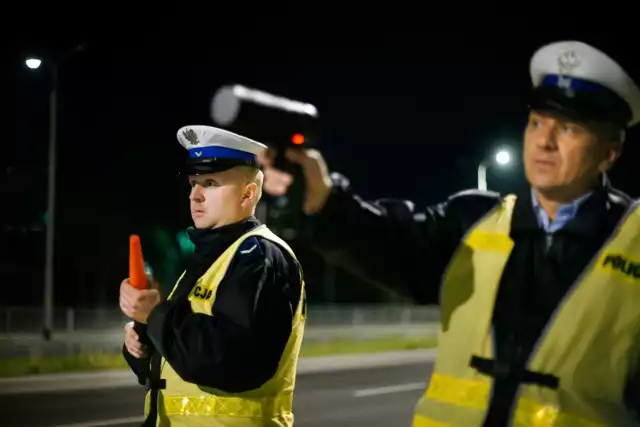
(2, 29, 639, 426)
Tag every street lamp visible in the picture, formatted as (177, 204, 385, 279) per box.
(478, 148, 512, 191)
(25, 58, 42, 69)
(26, 43, 87, 341)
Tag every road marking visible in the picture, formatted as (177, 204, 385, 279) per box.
(50, 416, 143, 427)
(353, 382, 425, 397)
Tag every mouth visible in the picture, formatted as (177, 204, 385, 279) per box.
(191, 210, 205, 217)
(533, 159, 555, 166)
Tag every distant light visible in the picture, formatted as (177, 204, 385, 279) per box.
(25, 58, 42, 69)
(291, 133, 305, 145)
(495, 150, 510, 166)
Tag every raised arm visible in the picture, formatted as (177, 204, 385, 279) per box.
(260, 148, 500, 304)
(304, 173, 500, 303)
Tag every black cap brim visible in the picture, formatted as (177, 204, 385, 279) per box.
(529, 84, 631, 129)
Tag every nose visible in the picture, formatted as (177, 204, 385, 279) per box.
(190, 184, 204, 202)
(534, 120, 558, 151)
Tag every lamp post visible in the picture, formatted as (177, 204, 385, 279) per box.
(26, 42, 87, 341)
(478, 149, 511, 191)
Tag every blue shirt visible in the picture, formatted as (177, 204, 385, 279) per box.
(530, 188, 592, 248)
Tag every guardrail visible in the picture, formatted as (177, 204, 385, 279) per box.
(0, 305, 440, 333)
(0, 305, 441, 359)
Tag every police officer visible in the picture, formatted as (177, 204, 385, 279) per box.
(119, 126, 306, 427)
(259, 41, 640, 426)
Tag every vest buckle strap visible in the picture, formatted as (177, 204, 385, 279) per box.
(145, 378, 167, 390)
(470, 355, 560, 390)
(470, 355, 512, 379)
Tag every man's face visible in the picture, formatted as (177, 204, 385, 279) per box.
(188, 170, 248, 229)
(523, 111, 616, 197)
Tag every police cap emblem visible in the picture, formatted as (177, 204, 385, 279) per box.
(182, 128, 199, 146)
(558, 50, 581, 75)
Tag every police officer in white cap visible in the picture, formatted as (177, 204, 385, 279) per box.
(119, 126, 306, 427)
(259, 41, 640, 426)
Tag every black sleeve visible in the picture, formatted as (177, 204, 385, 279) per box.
(121, 344, 150, 386)
(301, 172, 500, 304)
(145, 237, 301, 393)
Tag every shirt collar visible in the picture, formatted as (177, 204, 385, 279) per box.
(530, 188, 593, 233)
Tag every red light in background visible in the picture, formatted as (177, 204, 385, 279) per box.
(291, 133, 305, 145)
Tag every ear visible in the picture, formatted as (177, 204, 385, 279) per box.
(241, 182, 259, 206)
(598, 140, 623, 173)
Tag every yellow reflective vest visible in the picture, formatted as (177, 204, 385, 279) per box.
(145, 225, 305, 427)
(413, 195, 640, 427)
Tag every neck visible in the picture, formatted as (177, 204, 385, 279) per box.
(533, 191, 562, 220)
(532, 175, 602, 220)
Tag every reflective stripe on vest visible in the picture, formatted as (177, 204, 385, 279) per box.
(146, 224, 305, 427)
(414, 374, 603, 427)
(161, 391, 293, 417)
(412, 195, 640, 427)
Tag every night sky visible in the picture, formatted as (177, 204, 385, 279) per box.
(5, 30, 640, 309)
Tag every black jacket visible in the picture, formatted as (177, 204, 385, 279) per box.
(122, 217, 303, 425)
(300, 172, 638, 425)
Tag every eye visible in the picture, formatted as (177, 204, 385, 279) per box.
(190, 180, 218, 188)
(559, 122, 584, 136)
(528, 117, 541, 129)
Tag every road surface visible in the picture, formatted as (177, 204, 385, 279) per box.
(0, 361, 433, 427)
